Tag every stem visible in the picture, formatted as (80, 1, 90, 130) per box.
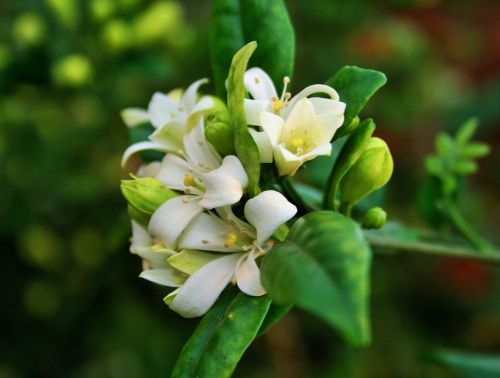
(444, 201, 496, 253)
(366, 234, 500, 263)
(339, 202, 352, 217)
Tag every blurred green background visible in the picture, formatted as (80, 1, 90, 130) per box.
(1, 0, 499, 377)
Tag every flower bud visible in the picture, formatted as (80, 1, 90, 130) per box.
(204, 96, 235, 155)
(121, 177, 178, 223)
(339, 137, 393, 205)
(362, 207, 387, 229)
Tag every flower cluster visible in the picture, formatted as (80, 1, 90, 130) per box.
(121, 68, 345, 317)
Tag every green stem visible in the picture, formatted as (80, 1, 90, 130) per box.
(339, 202, 352, 217)
(366, 234, 500, 262)
(444, 201, 496, 253)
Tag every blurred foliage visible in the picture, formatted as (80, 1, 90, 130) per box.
(1, 0, 499, 377)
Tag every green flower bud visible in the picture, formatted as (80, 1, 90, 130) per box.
(204, 96, 235, 156)
(335, 116, 360, 140)
(101, 19, 132, 52)
(339, 137, 393, 205)
(362, 207, 387, 229)
(52, 54, 93, 88)
(121, 177, 178, 224)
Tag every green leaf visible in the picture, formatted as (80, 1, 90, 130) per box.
(455, 117, 479, 145)
(240, 0, 295, 87)
(326, 66, 387, 132)
(324, 119, 375, 210)
(227, 42, 261, 196)
(209, 0, 295, 98)
(460, 142, 490, 158)
(436, 132, 454, 155)
(258, 303, 293, 336)
(171, 288, 271, 378)
(425, 348, 500, 378)
(209, 0, 244, 98)
(261, 211, 372, 346)
(128, 123, 164, 162)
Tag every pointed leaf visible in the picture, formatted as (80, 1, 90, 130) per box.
(171, 288, 271, 378)
(261, 211, 372, 346)
(326, 66, 387, 132)
(227, 42, 261, 196)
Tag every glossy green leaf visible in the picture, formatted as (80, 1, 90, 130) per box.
(258, 303, 293, 336)
(227, 42, 261, 196)
(426, 348, 500, 378)
(209, 0, 244, 98)
(240, 0, 295, 87)
(324, 119, 375, 210)
(261, 211, 372, 346)
(171, 288, 271, 378)
(209, 0, 295, 98)
(326, 66, 387, 132)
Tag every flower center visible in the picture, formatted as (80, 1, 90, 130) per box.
(224, 232, 238, 248)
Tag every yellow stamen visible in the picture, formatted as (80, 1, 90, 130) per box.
(224, 232, 238, 248)
(183, 175, 195, 187)
(272, 99, 285, 112)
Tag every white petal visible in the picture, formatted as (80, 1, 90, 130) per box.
(236, 252, 266, 296)
(180, 78, 209, 113)
(273, 144, 304, 176)
(199, 156, 248, 209)
(215, 206, 257, 240)
(140, 268, 186, 287)
(135, 247, 176, 269)
(121, 108, 149, 127)
(308, 97, 346, 132)
(299, 142, 332, 162)
(249, 128, 273, 163)
(149, 196, 203, 248)
(155, 154, 190, 191)
(130, 220, 152, 250)
(149, 121, 184, 153)
(259, 112, 285, 146)
(282, 97, 316, 139)
(167, 249, 219, 275)
(137, 161, 162, 178)
(186, 96, 215, 131)
(282, 84, 340, 119)
(244, 190, 297, 244)
(148, 92, 179, 128)
(169, 253, 242, 318)
(183, 121, 221, 171)
(244, 99, 270, 126)
(244, 67, 277, 100)
(178, 213, 241, 252)
(121, 141, 167, 168)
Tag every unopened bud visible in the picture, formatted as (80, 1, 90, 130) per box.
(362, 207, 387, 229)
(204, 96, 235, 155)
(340, 137, 393, 205)
(121, 177, 177, 223)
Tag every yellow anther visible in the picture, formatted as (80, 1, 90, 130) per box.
(283, 76, 290, 85)
(224, 232, 238, 248)
(183, 175, 195, 187)
(284, 92, 291, 100)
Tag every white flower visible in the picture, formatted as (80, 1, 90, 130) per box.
(121, 79, 215, 167)
(130, 221, 186, 287)
(148, 122, 248, 248)
(165, 190, 297, 318)
(243, 67, 346, 175)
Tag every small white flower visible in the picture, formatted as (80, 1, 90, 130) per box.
(121, 79, 215, 167)
(165, 190, 297, 318)
(148, 122, 249, 248)
(243, 67, 346, 175)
